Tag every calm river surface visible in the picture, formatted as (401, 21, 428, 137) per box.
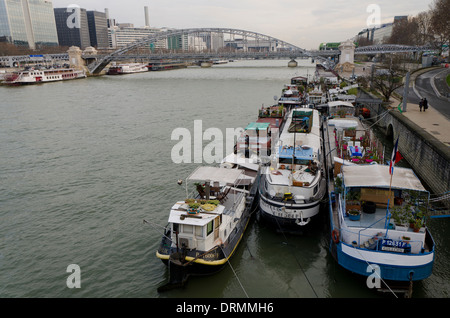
(0, 59, 449, 298)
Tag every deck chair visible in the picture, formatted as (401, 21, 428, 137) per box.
(211, 181, 221, 197)
(217, 186, 232, 203)
(196, 184, 206, 199)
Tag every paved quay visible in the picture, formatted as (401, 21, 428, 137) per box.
(337, 63, 450, 147)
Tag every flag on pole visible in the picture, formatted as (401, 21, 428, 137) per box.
(389, 138, 403, 175)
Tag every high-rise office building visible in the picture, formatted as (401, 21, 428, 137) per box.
(87, 10, 108, 48)
(0, 0, 59, 49)
(54, 7, 90, 49)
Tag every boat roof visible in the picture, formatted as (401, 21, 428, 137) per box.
(221, 153, 260, 171)
(187, 166, 244, 185)
(342, 165, 427, 192)
(278, 109, 322, 152)
(169, 202, 223, 226)
(245, 122, 270, 130)
(328, 101, 354, 108)
(256, 117, 283, 128)
(328, 118, 358, 129)
(279, 145, 314, 160)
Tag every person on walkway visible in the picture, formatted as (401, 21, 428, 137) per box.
(423, 98, 428, 112)
(419, 99, 423, 112)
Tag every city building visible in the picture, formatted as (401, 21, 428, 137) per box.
(0, 0, 59, 49)
(54, 7, 90, 49)
(224, 38, 278, 52)
(108, 25, 167, 49)
(355, 16, 408, 45)
(87, 10, 108, 48)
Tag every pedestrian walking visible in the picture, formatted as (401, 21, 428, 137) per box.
(419, 99, 423, 112)
(423, 98, 428, 112)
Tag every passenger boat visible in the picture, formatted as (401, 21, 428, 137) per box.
(156, 165, 259, 291)
(107, 63, 149, 75)
(258, 108, 326, 233)
(322, 101, 435, 295)
(2, 68, 86, 85)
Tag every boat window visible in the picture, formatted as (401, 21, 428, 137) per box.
(207, 221, 214, 236)
(314, 185, 318, 195)
(195, 226, 203, 238)
(183, 224, 193, 234)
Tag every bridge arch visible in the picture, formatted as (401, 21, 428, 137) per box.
(88, 28, 324, 74)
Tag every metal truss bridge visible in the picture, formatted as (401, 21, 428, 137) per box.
(0, 28, 435, 73)
(87, 28, 336, 74)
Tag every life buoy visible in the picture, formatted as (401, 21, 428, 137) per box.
(332, 229, 340, 243)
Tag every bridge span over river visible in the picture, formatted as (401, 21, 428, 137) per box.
(0, 28, 435, 74)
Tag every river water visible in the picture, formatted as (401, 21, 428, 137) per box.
(0, 59, 449, 298)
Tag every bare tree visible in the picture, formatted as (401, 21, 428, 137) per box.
(415, 11, 434, 45)
(429, 0, 450, 53)
(388, 17, 419, 45)
(371, 56, 406, 102)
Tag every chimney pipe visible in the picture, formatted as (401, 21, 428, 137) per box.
(144, 6, 149, 27)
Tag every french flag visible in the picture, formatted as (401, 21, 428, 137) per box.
(389, 138, 403, 175)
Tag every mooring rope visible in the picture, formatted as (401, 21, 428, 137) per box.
(220, 246, 249, 298)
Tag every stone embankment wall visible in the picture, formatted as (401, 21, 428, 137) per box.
(361, 91, 450, 196)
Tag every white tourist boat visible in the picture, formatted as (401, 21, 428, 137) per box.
(107, 63, 149, 75)
(258, 108, 326, 233)
(3, 68, 86, 85)
(156, 165, 259, 290)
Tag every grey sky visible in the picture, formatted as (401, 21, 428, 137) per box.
(51, 0, 434, 49)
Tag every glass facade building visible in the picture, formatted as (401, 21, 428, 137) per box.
(87, 10, 108, 48)
(0, 0, 58, 48)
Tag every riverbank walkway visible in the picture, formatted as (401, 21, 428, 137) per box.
(338, 63, 450, 147)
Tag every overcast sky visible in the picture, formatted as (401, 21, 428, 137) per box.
(51, 0, 434, 49)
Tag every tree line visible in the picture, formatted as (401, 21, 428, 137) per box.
(358, 0, 449, 52)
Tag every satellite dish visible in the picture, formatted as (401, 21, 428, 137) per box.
(274, 96, 278, 101)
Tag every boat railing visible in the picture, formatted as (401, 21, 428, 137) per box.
(341, 224, 426, 254)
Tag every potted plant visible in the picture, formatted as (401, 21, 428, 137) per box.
(334, 176, 343, 194)
(390, 206, 408, 231)
(413, 219, 423, 232)
(348, 209, 361, 221)
(188, 202, 201, 214)
(345, 127, 356, 137)
(346, 190, 361, 212)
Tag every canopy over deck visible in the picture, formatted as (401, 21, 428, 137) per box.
(187, 166, 244, 185)
(328, 101, 354, 108)
(342, 165, 426, 192)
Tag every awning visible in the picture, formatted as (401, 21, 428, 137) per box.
(221, 153, 260, 171)
(187, 166, 244, 185)
(328, 118, 358, 129)
(342, 165, 426, 192)
(328, 101, 354, 108)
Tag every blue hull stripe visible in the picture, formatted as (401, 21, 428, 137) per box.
(335, 243, 434, 282)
